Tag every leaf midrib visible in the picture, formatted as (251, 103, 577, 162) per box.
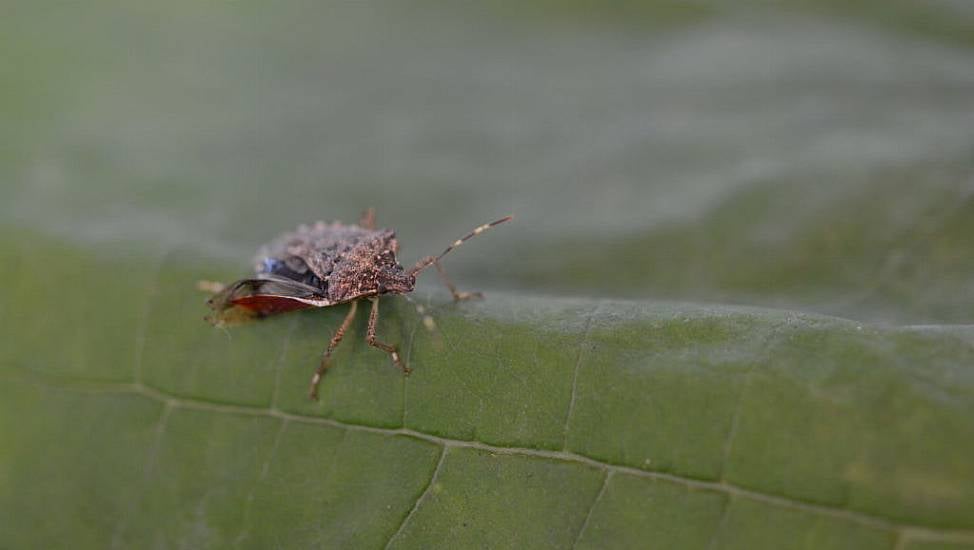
(10, 367, 974, 548)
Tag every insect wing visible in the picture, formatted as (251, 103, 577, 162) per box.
(207, 277, 331, 321)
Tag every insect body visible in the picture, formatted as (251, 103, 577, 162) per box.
(202, 209, 512, 400)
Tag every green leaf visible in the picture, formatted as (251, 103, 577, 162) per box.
(4, 0, 974, 547)
(2, 232, 973, 549)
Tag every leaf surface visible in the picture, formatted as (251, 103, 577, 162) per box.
(2, 234, 973, 549)
(3, 0, 974, 547)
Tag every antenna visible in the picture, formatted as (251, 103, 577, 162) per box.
(409, 215, 513, 275)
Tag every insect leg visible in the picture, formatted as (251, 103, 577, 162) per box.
(407, 215, 511, 300)
(309, 300, 359, 401)
(411, 256, 482, 301)
(366, 297, 411, 375)
(359, 207, 376, 230)
(434, 260, 483, 301)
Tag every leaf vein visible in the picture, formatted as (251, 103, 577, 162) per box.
(562, 301, 602, 451)
(270, 320, 298, 410)
(717, 317, 793, 481)
(383, 444, 448, 549)
(133, 248, 171, 385)
(233, 417, 289, 549)
(110, 399, 174, 549)
(571, 470, 612, 549)
(15, 371, 974, 545)
(705, 493, 735, 550)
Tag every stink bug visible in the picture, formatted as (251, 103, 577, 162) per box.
(200, 209, 513, 400)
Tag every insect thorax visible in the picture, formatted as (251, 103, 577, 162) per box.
(255, 224, 413, 303)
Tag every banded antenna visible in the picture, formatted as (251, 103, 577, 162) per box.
(409, 215, 514, 275)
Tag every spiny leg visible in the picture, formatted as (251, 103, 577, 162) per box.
(434, 260, 482, 301)
(359, 207, 376, 230)
(410, 256, 482, 301)
(366, 297, 411, 375)
(309, 300, 359, 401)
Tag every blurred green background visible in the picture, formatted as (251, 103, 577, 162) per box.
(2, 0, 973, 316)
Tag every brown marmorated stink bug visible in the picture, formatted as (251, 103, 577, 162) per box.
(199, 209, 512, 400)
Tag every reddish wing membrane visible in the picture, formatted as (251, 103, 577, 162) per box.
(206, 277, 331, 324)
(232, 294, 318, 315)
